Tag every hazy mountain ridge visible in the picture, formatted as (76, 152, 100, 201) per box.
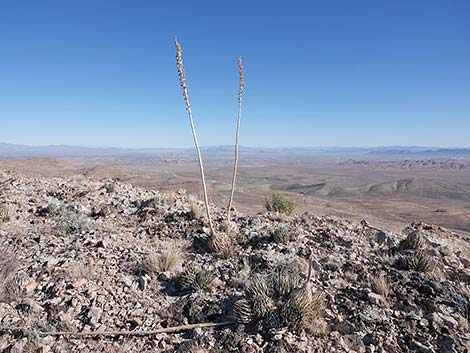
(1, 142, 470, 160)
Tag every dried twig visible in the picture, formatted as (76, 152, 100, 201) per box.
(0, 321, 233, 338)
(175, 37, 215, 235)
(227, 57, 245, 220)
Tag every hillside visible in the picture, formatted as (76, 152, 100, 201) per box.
(0, 171, 469, 352)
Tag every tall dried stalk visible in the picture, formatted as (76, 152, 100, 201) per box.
(227, 57, 245, 220)
(175, 37, 215, 235)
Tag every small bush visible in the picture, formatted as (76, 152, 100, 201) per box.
(0, 205, 10, 224)
(103, 183, 115, 193)
(370, 273, 389, 297)
(54, 209, 88, 235)
(265, 192, 296, 215)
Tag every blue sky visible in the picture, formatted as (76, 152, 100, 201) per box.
(1, 0, 469, 148)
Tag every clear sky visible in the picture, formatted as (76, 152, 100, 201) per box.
(1, 0, 469, 148)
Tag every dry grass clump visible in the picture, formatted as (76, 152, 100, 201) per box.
(399, 230, 426, 251)
(265, 192, 296, 215)
(370, 273, 390, 297)
(176, 266, 215, 292)
(189, 197, 203, 220)
(143, 249, 182, 274)
(0, 248, 28, 303)
(0, 204, 10, 224)
(403, 251, 436, 272)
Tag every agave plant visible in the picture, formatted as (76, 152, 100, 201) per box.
(281, 257, 324, 330)
(232, 299, 253, 324)
(399, 230, 426, 251)
(246, 276, 274, 318)
(404, 251, 435, 272)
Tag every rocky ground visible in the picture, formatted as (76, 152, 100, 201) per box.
(0, 170, 469, 353)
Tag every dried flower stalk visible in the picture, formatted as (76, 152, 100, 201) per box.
(175, 37, 215, 235)
(227, 57, 245, 219)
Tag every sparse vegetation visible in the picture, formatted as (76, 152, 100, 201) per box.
(143, 249, 182, 274)
(54, 209, 88, 235)
(103, 183, 115, 193)
(0, 204, 10, 223)
(265, 192, 296, 215)
(0, 248, 21, 303)
(0, 170, 467, 351)
(370, 273, 390, 297)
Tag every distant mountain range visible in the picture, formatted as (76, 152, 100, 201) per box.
(0, 142, 469, 160)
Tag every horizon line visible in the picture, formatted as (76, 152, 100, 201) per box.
(2, 141, 470, 150)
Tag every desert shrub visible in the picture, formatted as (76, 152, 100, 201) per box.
(272, 226, 292, 244)
(265, 192, 296, 215)
(54, 209, 88, 235)
(37, 202, 60, 216)
(0, 205, 10, 224)
(103, 183, 115, 193)
(143, 249, 182, 274)
(370, 273, 389, 297)
(175, 266, 215, 292)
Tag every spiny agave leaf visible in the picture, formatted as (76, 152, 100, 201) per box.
(233, 299, 253, 324)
